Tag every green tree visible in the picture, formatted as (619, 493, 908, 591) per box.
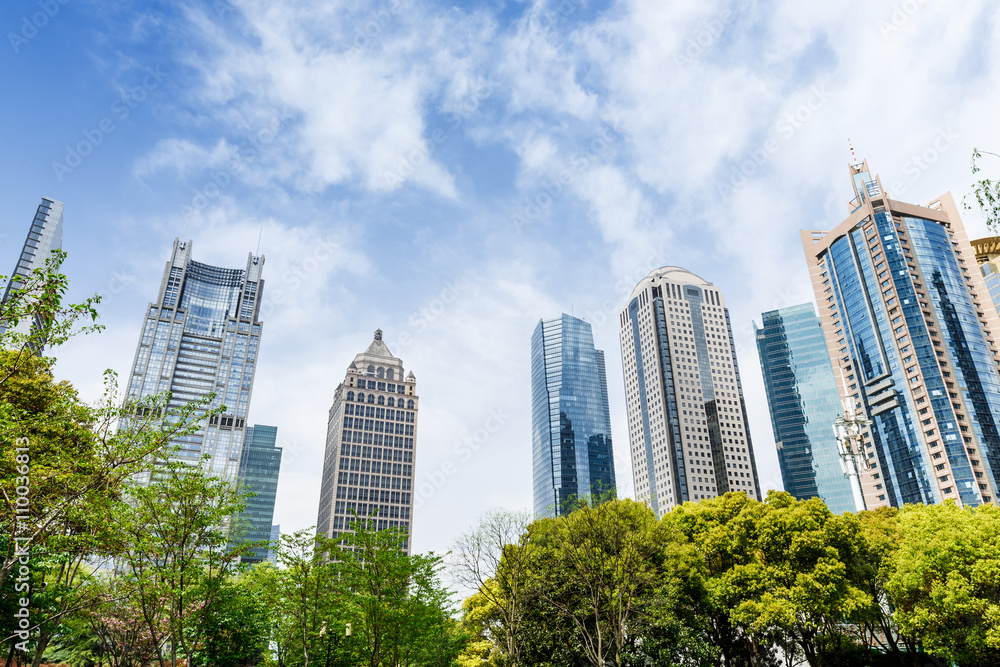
(192, 576, 269, 667)
(885, 502, 1000, 667)
(966, 149, 1000, 231)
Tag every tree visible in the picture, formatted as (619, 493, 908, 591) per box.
(451, 509, 532, 666)
(966, 149, 1000, 231)
(885, 502, 1000, 667)
(111, 460, 248, 667)
(191, 576, 269, 667)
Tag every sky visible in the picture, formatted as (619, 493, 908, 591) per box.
(3, 0, 1000, 558)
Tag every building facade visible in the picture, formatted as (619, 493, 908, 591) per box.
(316, 330, 418, 554)
(125, 238, 265, 480)
(1, 197, 65, 341)
(755, 303, 857, 513)
(531, 314, 617, 518)
(971, 237, 1000, 317)
(232, 424, 282, 564)
(619, 267, 761, 517)
(800, 160, 1000, 509)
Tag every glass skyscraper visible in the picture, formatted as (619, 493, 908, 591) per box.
(531, 314, 617, 518)
(316, 330, 418, 555)
(755, 303, 857, 514)
(800, 160, 1000, 508)
(1, 197, 65, 342)
(232, 424, 282, 564)
(125, 238, 265, 480)
(619, 268, 760, 517)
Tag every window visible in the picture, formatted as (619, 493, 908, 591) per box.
(378, 396, 385, 405)
(357, 393, 365, 402)
(347, 391, 355, 401)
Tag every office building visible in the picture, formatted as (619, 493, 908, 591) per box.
(619, 267, 761, 517)
(531, 314, 617, 518)
(972, 237, 1000, 317)
(316, 330, 418, 555)
(232, 424, 282, 564)
(125, 238, 265, 480)
(267, 524, 280, 563)
(1, 197, 65, 342)
(800, 160, 1000, 509)
(755, 304, 857, 513)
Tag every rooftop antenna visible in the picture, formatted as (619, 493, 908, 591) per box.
(182, 202, 194, 240)
(848, 138, 857, 164)
(256, 221, 264, 256)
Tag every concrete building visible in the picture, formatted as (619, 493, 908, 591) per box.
(800, 160, 1000, 509)
(619, 267, 761, 517)
(125, 238, 265, 480)
(971, 237, 1000, 318)
(531, 314, 617, 518)
(316, 330, 418, 555)
(755, 303, 857, 513)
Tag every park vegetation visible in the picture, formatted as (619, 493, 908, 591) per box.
(2, 255, 1000, 667)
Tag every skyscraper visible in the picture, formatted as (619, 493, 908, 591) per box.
(232, 424, 282, 564)
(531, 314, 617, 518)
(619, 267, 761, 517)
(800, 160, 1000, 509)
(971, 237, 1000, 317)
(316, 330, 418, 555)
(1, 197, 65, 341)
(755, 303, 857, 513)
(125, 238, 265, 480)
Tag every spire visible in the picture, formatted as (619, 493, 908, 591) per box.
(375, 328, 383, 341)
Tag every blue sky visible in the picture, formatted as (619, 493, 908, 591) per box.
(3, 0, 1000, 557)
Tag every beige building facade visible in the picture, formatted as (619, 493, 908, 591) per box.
(800, 161, 1000, 509)
(618, 267, 761, 517)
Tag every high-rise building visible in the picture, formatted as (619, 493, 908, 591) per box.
(125, 238, 265, 480)
(755, 303, 857, 513)
(619, 267, 761, 517)
(232, 424, 282, 564)
(1, 197, 65, 341)
(971, 237, 1000, 317)
(800, 160, 1000, 509)
(531, 314, 617, 518)
(316, 330, 418, 555)
(267, 524, 280, 563)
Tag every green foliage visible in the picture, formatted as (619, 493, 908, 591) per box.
(966, 149, 1000, 231)
(191, 578, 269, 667)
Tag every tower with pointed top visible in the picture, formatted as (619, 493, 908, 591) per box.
(316, 330, 418, 554)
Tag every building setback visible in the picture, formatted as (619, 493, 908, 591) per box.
(800, 160, 1000, 508)
(755, 303, 857, 514)
(125, 238, 265, 480)
(316, 330, 418, 555)
(1, 197, 65, 342)
(232, 424, 282, 564)
(531, 314, 617, 518)
(619, 267, 761, 517)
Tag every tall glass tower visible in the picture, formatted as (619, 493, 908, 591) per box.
(619, 268, 761, 517)
(232, 424, 282, 564)
(1, 197, 65, 342)
(531, 314, 617, 518)
(755, 303, 857, 513)
(125, 238, 265, 480)
(800, 160, 1000, 508)
(316, 330, 418, 555)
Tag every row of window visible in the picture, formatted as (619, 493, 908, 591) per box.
(346, 391, 415, 408)
(336, 471, 412, 489)
(336, 487, 411, 504)
(345, 404, 415, 420)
